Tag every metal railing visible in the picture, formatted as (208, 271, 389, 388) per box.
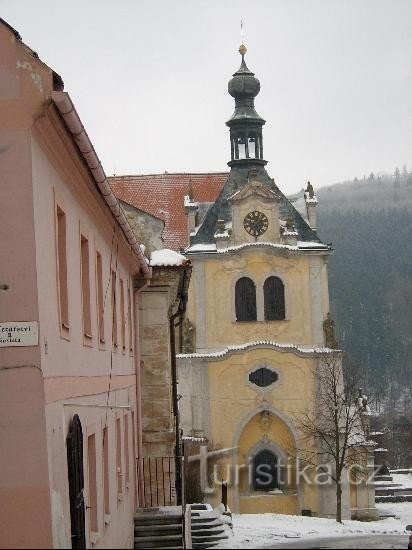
(137, 456, 177, 507)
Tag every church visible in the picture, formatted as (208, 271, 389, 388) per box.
(111, 44, 376, 519)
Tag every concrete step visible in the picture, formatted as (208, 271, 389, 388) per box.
(191, 527, 226, 538)
(135, 523, 182, 533)
(134, 535, 182, 548)
(191, 515, 219, 524)
(376, 494, 412, 503)
(190, 504, 211, 511)
(134, 513, 182, 524)
(192, 543, 220, 550)
(374, 475, 393, 482)
(191, 519, 222, 530)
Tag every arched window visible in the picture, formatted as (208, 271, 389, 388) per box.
(253, 449, 278, 491)
(235, 277, 257, 321)
(264, 276, 285, 320)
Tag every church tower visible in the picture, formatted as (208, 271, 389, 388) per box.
(177, 45, 372, 518)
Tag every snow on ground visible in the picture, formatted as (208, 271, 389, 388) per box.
(217, 510, 410, 549)
(376, 502, 412, 524)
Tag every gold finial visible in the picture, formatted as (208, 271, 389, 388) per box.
(239, 43, 247, 56)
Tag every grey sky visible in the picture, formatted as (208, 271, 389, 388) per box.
(2, 0, 411, 193)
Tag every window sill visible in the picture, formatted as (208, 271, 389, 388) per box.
(60, 323, 70, 341)
(83, 333, 94, 347)
(90, 531, 100, 546)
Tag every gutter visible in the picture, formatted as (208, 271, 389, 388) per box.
(51, 91, 151, 279)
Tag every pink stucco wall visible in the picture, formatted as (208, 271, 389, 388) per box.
(0, 21, 143, 549)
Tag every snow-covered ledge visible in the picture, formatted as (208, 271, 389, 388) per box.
(177, 340, 341, 361)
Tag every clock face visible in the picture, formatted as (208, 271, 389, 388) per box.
(243, 210, 269, 237)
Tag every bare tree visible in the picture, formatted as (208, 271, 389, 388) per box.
(294, 353, 371, 523)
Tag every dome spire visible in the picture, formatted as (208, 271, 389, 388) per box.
(226, 43, 267, 167)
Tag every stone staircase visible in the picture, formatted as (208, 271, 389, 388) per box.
(190, 504, 231, 549)
(134, 508, 184, 549)
(375, 469, 412, 503)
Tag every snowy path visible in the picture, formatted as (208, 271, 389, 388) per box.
(217, 506, 411, 549)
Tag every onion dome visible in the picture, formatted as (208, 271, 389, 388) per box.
(228, 44, 261, 100)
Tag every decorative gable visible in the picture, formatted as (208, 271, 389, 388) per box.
(228, 179, 281, 246)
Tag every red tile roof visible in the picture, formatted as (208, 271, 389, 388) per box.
(109, 172, 228, 251)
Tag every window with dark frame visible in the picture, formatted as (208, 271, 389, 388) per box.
(81, 235, 92, 339)
(249, 367, 278, 388)
(56, 206, 69, 329)
(253, 449, 279, 491)
(96, 252, 105, 344)
(235, 277, 257, 321)
(264, 276, 285, 320)
(111, 270, 118, 348)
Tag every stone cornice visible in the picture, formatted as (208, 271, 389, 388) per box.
(177, 340, 341, 362)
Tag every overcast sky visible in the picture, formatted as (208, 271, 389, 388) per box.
(2, 0, 411, 193)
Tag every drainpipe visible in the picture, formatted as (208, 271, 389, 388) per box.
(169, 267, 190, 505)
(133, 277, 150, 508)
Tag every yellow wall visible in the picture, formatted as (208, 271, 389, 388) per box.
(201, 347, 322, 514)
(207, 348, 316, 449)
(188, 249, 329, 349)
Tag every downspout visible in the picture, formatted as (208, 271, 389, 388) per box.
(170, 267, 191, 505)
(134, 278, 150, 508)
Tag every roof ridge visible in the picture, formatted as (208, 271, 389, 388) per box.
(109, 171, 229, 178)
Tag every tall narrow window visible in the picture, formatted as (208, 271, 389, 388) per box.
(235, 277, 257, 321)
(264, 276, 285, 320)
(81, 235, 92, 338)
(120, 279, 126, 352)
(111, 270, 118, 348)
(124, 415, 130, 483)
(96, 252, 105, 344)
(87, 434, 98, 532)
(102, 427, 110, 516)
(56, 206, 69, 329)
(128, 283, 133, 354)
(116, 417, 122, 494)
(253, 449, 278, 491)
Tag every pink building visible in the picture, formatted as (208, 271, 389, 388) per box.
(0, 19, 152, 548)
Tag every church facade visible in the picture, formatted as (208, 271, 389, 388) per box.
(176, 45, 375, 518)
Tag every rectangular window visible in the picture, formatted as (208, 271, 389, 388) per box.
(81, 235, 92, 338)
(116, 417, 122, 494)
(103, 427, 110, 516)
(96, 252, 105, 344)
(87, 434, 98, 532)
(124, 415, 130, 483)
(128, 283, 133, 353)
(56, 206, 69, 329)
(111, 270, 117, 348)
(120, 278, 126, 352)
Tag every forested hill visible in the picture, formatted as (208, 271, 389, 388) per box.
(315, 167, 412, 402)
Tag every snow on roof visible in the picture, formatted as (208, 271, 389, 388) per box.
(305, 191, 319, 204)
(177, 340, 340, 361)
(150, 249, 189, 267)
(185, 241, 329, 255)
(184, 195, 198, 209)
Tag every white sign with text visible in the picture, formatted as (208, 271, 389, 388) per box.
(0, 321, 39, 347)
